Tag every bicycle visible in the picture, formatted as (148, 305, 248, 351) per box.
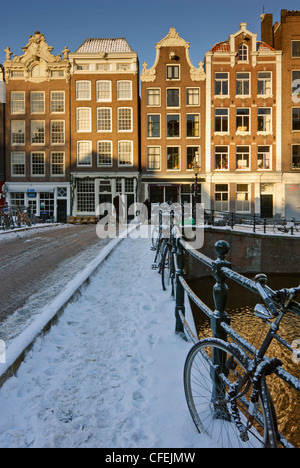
(273, 218, 300, 235)
(183, 278, 300, 448)
(16, 206, 31, 227)
(0, 207, 15, 231)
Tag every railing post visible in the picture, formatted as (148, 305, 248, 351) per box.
(211, 240, 231, 341)
(174, 238, 186, 337)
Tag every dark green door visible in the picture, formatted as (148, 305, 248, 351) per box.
(260, 194, 273, 218)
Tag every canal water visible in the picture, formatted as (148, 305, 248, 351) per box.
(188, 274, 300, 448)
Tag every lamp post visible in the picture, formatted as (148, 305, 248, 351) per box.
(192, 152, 200, 225)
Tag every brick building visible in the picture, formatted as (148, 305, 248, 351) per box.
(68, 38, 139, 219)
(3, 32, 71, 221)
(205, 22, 282, 218)
(261, 9, 300, 219)
(0, 64, 5, 209)
(140, 28, 206, 205)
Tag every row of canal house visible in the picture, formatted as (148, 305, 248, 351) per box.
(0, 9, 300, 222)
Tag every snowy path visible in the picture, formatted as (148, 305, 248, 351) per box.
(0, 234, 213, 448)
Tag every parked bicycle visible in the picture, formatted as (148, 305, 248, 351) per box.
(0, 206, 15, 231)
(273, 218, 300, 235)
(184, 278, 300, 448)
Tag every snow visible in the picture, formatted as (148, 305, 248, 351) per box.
(0, 227, 214, 448)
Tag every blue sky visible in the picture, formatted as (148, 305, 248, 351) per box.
(1, 0, 299, 69)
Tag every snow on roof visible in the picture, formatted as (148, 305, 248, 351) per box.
(75, 38, 133, 53)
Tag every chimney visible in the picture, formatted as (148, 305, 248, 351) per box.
(261, 13, 273, 46)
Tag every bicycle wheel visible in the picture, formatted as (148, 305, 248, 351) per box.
(161, 243, 172, 291)
(151, 226, 159, 250)
(273, 223, 286, 234)
(184, 338, 273, 448)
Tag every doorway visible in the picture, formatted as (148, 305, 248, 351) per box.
(57, 199, 67, 223)
(260, 194, 273, 218)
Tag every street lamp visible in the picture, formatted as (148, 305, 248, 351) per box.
(192, 152, 200, 224)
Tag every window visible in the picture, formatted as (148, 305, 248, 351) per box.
(51, 70, 64, 78)
(50, 92, 65, 113)
(292, 108, 300, 131)
(292, 41, 300, 58)
(147, 115, 160, 138)
(186, 88, 200, 105)
(187, 147, 200, 170)
(11, 121, 25, 145)
(215, 108, 229, 133)
(30, 92, 45, 113)
(10, 192, 25, 206)
(166, 65, 180, 80)
(50, 121, 65, 144)
(31, 121, 45, 144)
(76, 81, 91, 100)
(257, 72, 272, 96)
(76, 108, 91, 132)
(117, 108, 132, 132)
(147, 147, 161, 170)
(118, 141, 133, 166)
(236, 146, 250, 170)
(11, 152, 25, 176)
(236, 184, 250, 212)
(167, 115, 180, 137)
(11, 92, 25, 114)
(215, 184, 229, 211)
(292, 145, 300, 168)
(167, 147, 180, 170)
(117, 81, 132, 100)
(215, 146, 229, 170)
(77, 180, 95, 213)
(11, 71, 24, 78)
(257, 108, 272, 133)
(214, 73, 229, 96)
(292, 71, 300, 102)
(167, 88, 179, 107)
(186, 114, 200, 137)
(96, 81, 111, 102)
(97, 108, 112, 132)
(77, 141, 92, 166)
(76, 64, 90, 71)
(236, 108, 250, 133)
(97, 141, 112, 167)
(51, 152, 65, 176)
(257, 145, 271, 169)
(238, 44, 248, 61)
(147, 88, 160, 106)
(236, 72, 250, 96)
(31, 152, 45, 176)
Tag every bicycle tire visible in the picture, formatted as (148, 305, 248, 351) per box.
(161, 243, 172, 291)
(184, 338, 276, 448)
(273, 223, 287, 234)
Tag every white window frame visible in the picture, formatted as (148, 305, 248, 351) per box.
(166, 88, 180, 108)
(257, 108, 272, 134)
(11, 92, 25, 114)
(236, 146, 250, 170)
(236, 72, 250, 97)
(186, 113, 200, 138)
(76, 81, 91, 100)
(50, 120, 65, 145)
(292, 107, 300, 131)
(292, 144, 300, 169)
(146, 88, 161, 107)
(96, 81, 112, 102)
(51, 152, 65, 176)
(238, 43, 249, 62)
(117, 80, 132, 100)
(77, 141, 92, 167)
(11, 120, 25, 145)
(97, 140, 113, 167)
(30, 91, 45, 114)
(186, 146, 200, 171)
(257, 71, 272, 97)
(236, 108, 251, 134)
(117, 107, 133, 132)
(147, 146, 161, 171)
(31, 121, 45, 145)
(186, 87, 200, 106)
(215, 146, 229, 171)
(50, 91, 65, 113)
(257, 145, 272, 170)
(214, 72, 229, 97)
(292, 41, 300, 58)
(31, 152, 45, 176)
(118, 140, 133, 166)
(147, 114, 161, 138)
(214, 108, 229, 134)
(11, 151, 25, 176)
(167, 114, 180, 138)
(76, 107, 92, 132)
(166, 64, 180, 80)
(236, 184, 250, 213)
(97, 107, 112, 132)
(215, 184, 229, 211)
(166, 146, 180, 171)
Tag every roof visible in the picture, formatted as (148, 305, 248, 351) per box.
(75, 38, 133, 53)
(210, 40, 275, 53)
